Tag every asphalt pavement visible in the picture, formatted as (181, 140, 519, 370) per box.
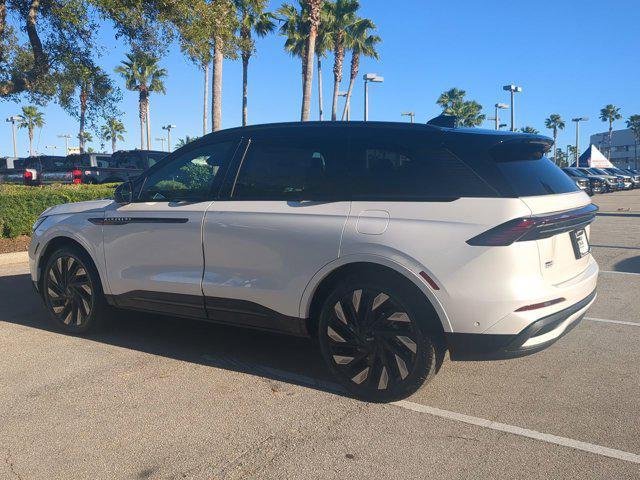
(1, 191, 639, 479)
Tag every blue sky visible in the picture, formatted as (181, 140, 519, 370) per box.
(2, 0, 639, 157)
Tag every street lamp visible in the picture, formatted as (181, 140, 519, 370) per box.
(155, 137, 167, 152)
(502, 84, 522, 131)
(162, 124, 176, 152)
(6, 115, 23, 157)
(401, 112, 415, 124)
(571, 117, 589, 163)
(363, 73, 384, 121)
(498, 123, 508, 130)
(57, 134, 72, 155)
(45, 145, 60, 153)
(494, 103, 509, 130)
(337, 91, 349, 121)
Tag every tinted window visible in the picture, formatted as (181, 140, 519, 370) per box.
(494, 158, 579, 196)
(42, 156, 89, 169)
(347, 129, 494, 199)
(233, 133, 348, 200)
(138, 142, 232, 202)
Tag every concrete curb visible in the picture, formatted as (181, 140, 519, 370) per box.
(0, 251, 29, 266)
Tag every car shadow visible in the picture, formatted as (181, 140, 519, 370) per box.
(612, 255, 640, 274)
(0, 273, 345, 397)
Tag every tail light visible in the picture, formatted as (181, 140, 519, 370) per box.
(467, 204, 598, 246)
(23, 170, 33, 184)
(72, 169, 83, 184)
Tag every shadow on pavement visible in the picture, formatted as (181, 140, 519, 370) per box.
(0, 273, 345, 397)
(613, 255, 640, 274)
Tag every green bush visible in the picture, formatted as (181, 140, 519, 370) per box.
(0, 184, 117, 238)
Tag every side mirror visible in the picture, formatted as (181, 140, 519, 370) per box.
(114, 181, 133, 204)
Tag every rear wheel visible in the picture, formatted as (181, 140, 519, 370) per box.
(318, 275, 438, 402)
(42, 247, 109, 333)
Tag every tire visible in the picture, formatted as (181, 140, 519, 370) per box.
(318, 273, 438, 402)
(41, 246, 109, 334)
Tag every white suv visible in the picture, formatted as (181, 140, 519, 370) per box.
(30, 122, 598, 402)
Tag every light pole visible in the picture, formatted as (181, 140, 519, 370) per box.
(401, 112, 415, 123)
(494, 103, 509, 130)
(162, 124, 176, 152)
(337, 91, 349, 121)
(502, 84, 522, 131)
(363, 73, 384, 121)
(6, 115, 23, 157)
(57, 134, 72, 155)
(571, 117, 588, 164)
(155, 137, 167, 152)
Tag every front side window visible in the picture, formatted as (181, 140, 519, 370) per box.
(138, 142, 232, 202)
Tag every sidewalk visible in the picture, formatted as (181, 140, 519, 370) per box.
(0, 251, 29, 266)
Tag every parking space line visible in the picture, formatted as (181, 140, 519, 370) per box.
(393, 400, 640, 465)
(599, 270, 640, 277)
(585, 317, 640, 327)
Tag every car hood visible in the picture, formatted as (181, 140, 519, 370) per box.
(43, 199, 114, 217)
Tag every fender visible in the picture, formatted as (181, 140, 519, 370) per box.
(298, 252, 453, 332)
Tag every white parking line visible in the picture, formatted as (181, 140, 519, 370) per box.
(393, 400, 640, 465)
(600, 270, 640, 277)
(585, 317, 640, 327)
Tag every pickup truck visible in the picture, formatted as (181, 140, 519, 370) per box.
(0, 157, 26, 184)
(2, 150, 166, 186)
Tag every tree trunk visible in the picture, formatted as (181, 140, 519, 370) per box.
(331, 36, 345, 121)
(301, 1, 322, 122)
(341, 52, 359, 121)
(28, 126, 34, 156)
(138, 90, 145, 149)
(203, 63, 209, 135)
(112, 137, 116, 153)
(608, 121, 613, 159)
(146, 100, 152, 150)
(212, 37, 223, 132)
(79, 87, 87, 154)
(317, 55, 323, 121)
(242, 54, 249, 126)
(553, 127, 558, 164)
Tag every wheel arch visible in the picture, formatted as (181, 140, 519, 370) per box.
(302, 255, 452, 336)
(37, 235, 105, 293)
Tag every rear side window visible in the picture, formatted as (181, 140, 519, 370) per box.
(233, 132, 348, 200)
(347, 129, 495, 199)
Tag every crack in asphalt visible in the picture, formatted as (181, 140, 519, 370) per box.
(4, 448, 23, 480)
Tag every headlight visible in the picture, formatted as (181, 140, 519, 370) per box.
(32, 215, 48, 232)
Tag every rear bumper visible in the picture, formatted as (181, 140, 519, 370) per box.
(446, 290, 596, 360)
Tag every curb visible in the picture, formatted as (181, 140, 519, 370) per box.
(0, 251, 29, 266)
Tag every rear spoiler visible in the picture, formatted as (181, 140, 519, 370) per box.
(490, 137, 554, 162)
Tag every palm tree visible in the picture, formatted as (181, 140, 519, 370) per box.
(326, 0, 359, 121)
(626, 114, 640, 168)
(100, 118, 126, 153)
(18, 106, 45, 156)
(436, 88, 485, 127)
(301, 0, 324, 121)
(544, 114, 565, 164)
(314, 5, 333, 120)
(236, 0, 276, 126)
(175, 135, 199, 149)
(436, 88, 466, 112)
(210, 0, 238, 132)
(115, 52, 167, 150)
(278, 2, 308, 95)
(341, 17, 380, 121)
(520, 126, 539, 134)
(599, 104, 622, 159)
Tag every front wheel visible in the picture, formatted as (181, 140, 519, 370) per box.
(42, 247, 109, 333)
(318, 275, 438, 402)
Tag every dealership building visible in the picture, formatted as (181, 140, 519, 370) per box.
(589, 128, 639, 169)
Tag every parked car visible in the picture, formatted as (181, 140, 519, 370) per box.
(18, 150, 166, 186)
(561, 167, 593, 195)
(29, 122, 598, 402)
(0, 157, 26, 184)
(580, 168, 621, 191)
(619, 168, 640, 188)
(589, 167, 629, 190)
(603, 167, 637, 189)
(562, 167, 605, 194)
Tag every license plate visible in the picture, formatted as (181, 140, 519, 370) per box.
(570, 229, 590, 259)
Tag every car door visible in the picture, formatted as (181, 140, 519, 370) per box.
(103, 140, 238, 318)
(201, 126, 351, 334)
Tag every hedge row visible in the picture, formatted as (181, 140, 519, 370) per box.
(0, 184, 118, 238)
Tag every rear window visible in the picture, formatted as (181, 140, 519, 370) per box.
(494, 157, 579, 196)
(43, 156, 91, 169)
